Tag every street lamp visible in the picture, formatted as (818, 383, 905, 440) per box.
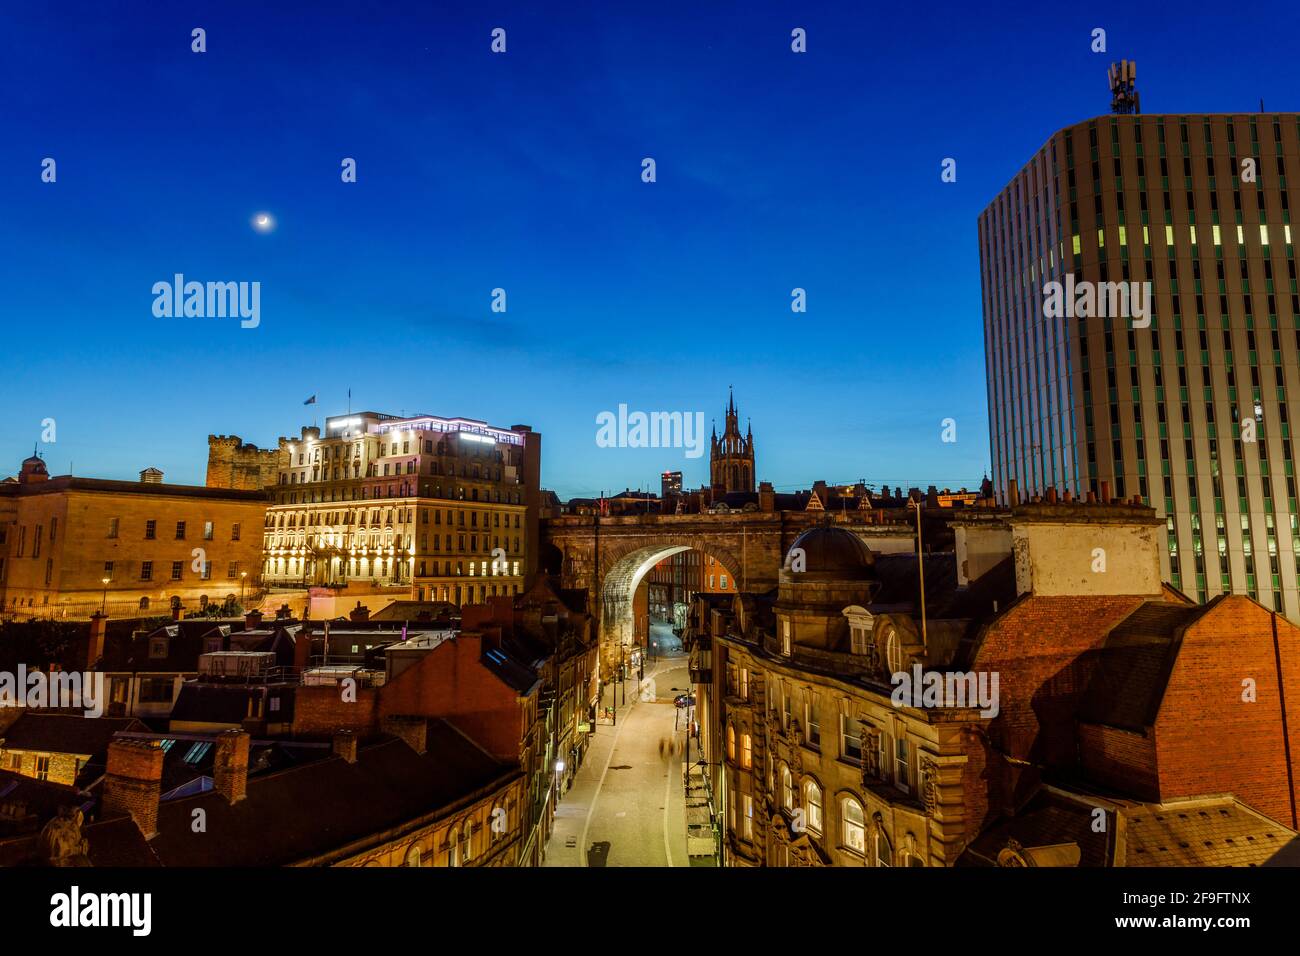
(240, 570, 248, 607)
(100, 577, 110, 615)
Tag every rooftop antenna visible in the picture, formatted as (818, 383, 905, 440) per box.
(1108, 60, 1140, 114)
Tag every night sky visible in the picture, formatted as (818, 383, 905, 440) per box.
(4, 1, 1297, 499)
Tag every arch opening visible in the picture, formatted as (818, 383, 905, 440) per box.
(597, 542, 743, 675)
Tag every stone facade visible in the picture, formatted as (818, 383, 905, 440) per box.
(0, 455, 269, 620)
(206, 435, 283, 491)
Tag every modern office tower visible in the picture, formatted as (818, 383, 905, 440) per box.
(661, 470, 683, 500)
(262, 411, 540, 607)
(979, 86, 1300, 617)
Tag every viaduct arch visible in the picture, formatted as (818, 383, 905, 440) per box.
(542, 512, 915, 675)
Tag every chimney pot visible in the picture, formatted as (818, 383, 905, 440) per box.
(103, 739, 165, 837)
(333, 730, 358, 764)
(214, 729, 251, 804)
(381, 715, 428, 755)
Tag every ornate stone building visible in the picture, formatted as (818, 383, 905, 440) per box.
(693, 498, 1300, 867)
(260, 411, 541, 607)
(710, 389, 755, 495)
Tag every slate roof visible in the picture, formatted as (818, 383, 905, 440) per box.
(1124, 797, 1299, 866)
(100, 622, 233, 672)
(0, 714, 146, 758)
(962, 786, 1300, 867)
(95, 719, 518, 866)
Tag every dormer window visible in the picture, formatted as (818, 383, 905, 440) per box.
(149, 637, 168, 659)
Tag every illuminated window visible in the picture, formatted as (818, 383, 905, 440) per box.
(842, 798, 866, 854)
(741, 733, 752, 769)
(803, 780, 823, 835)
(1213, 224, 1222, 245)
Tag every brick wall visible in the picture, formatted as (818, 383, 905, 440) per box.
(103, 739, 164, 836)
(1153, 597, 1300, 828)
(378, 633, 522, 761)
(971, 594, 1147, 813)
(1078, 722, 1157, 797)
(291, 684, 380, 737)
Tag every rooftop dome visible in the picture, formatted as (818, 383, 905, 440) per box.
(783, 526, 874, 580)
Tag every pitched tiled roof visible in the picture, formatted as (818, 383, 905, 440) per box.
(0, 714, 146, 758)
(110, 720, 517, 866)
(1124, 797, 1298, 866)
(963, 786, 1300, 867)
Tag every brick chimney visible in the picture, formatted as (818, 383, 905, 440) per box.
(103, 739, 165, 837)
(86, 612, 108, 670)
(245, 608, 263, 629)
(349, 601, 370, 623)
(213, 729, 250, 804)
(333, 730, 358, 764)
(759, 481, 775, 513)
(381, 715, 427, 755)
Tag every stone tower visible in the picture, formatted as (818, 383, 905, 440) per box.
(206, 435, 282, 491)
(710, 388, 755, 494)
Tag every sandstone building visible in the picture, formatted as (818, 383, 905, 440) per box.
(0, 455, 268, 620)
(260, 411, 541, 608)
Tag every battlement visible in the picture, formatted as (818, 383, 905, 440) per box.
(207, 433, 282, 491)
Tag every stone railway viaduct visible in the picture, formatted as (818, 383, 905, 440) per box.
(541, 511, 916, 674)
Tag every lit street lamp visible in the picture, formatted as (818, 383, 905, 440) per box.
(240, 570, 248, 607)
(100, 577, 110, 615)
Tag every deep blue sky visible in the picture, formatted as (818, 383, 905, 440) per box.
(4, 2, 1298, 499)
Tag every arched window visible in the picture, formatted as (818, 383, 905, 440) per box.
(448, 827, 460, 867)
(138, 597, 150, 610)
(741, 733, 752, 769)
(405, 844, 422, 868)
(885, 627, 903, 675)
(841, 798, 866, 854)
(780, 764, 793, 810)
(803, 780, 823, 835)
(874, 829, 892, 867)
(727, 725, 736, 761)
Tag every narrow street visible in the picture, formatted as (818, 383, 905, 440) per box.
(544, 622, 695, 867)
